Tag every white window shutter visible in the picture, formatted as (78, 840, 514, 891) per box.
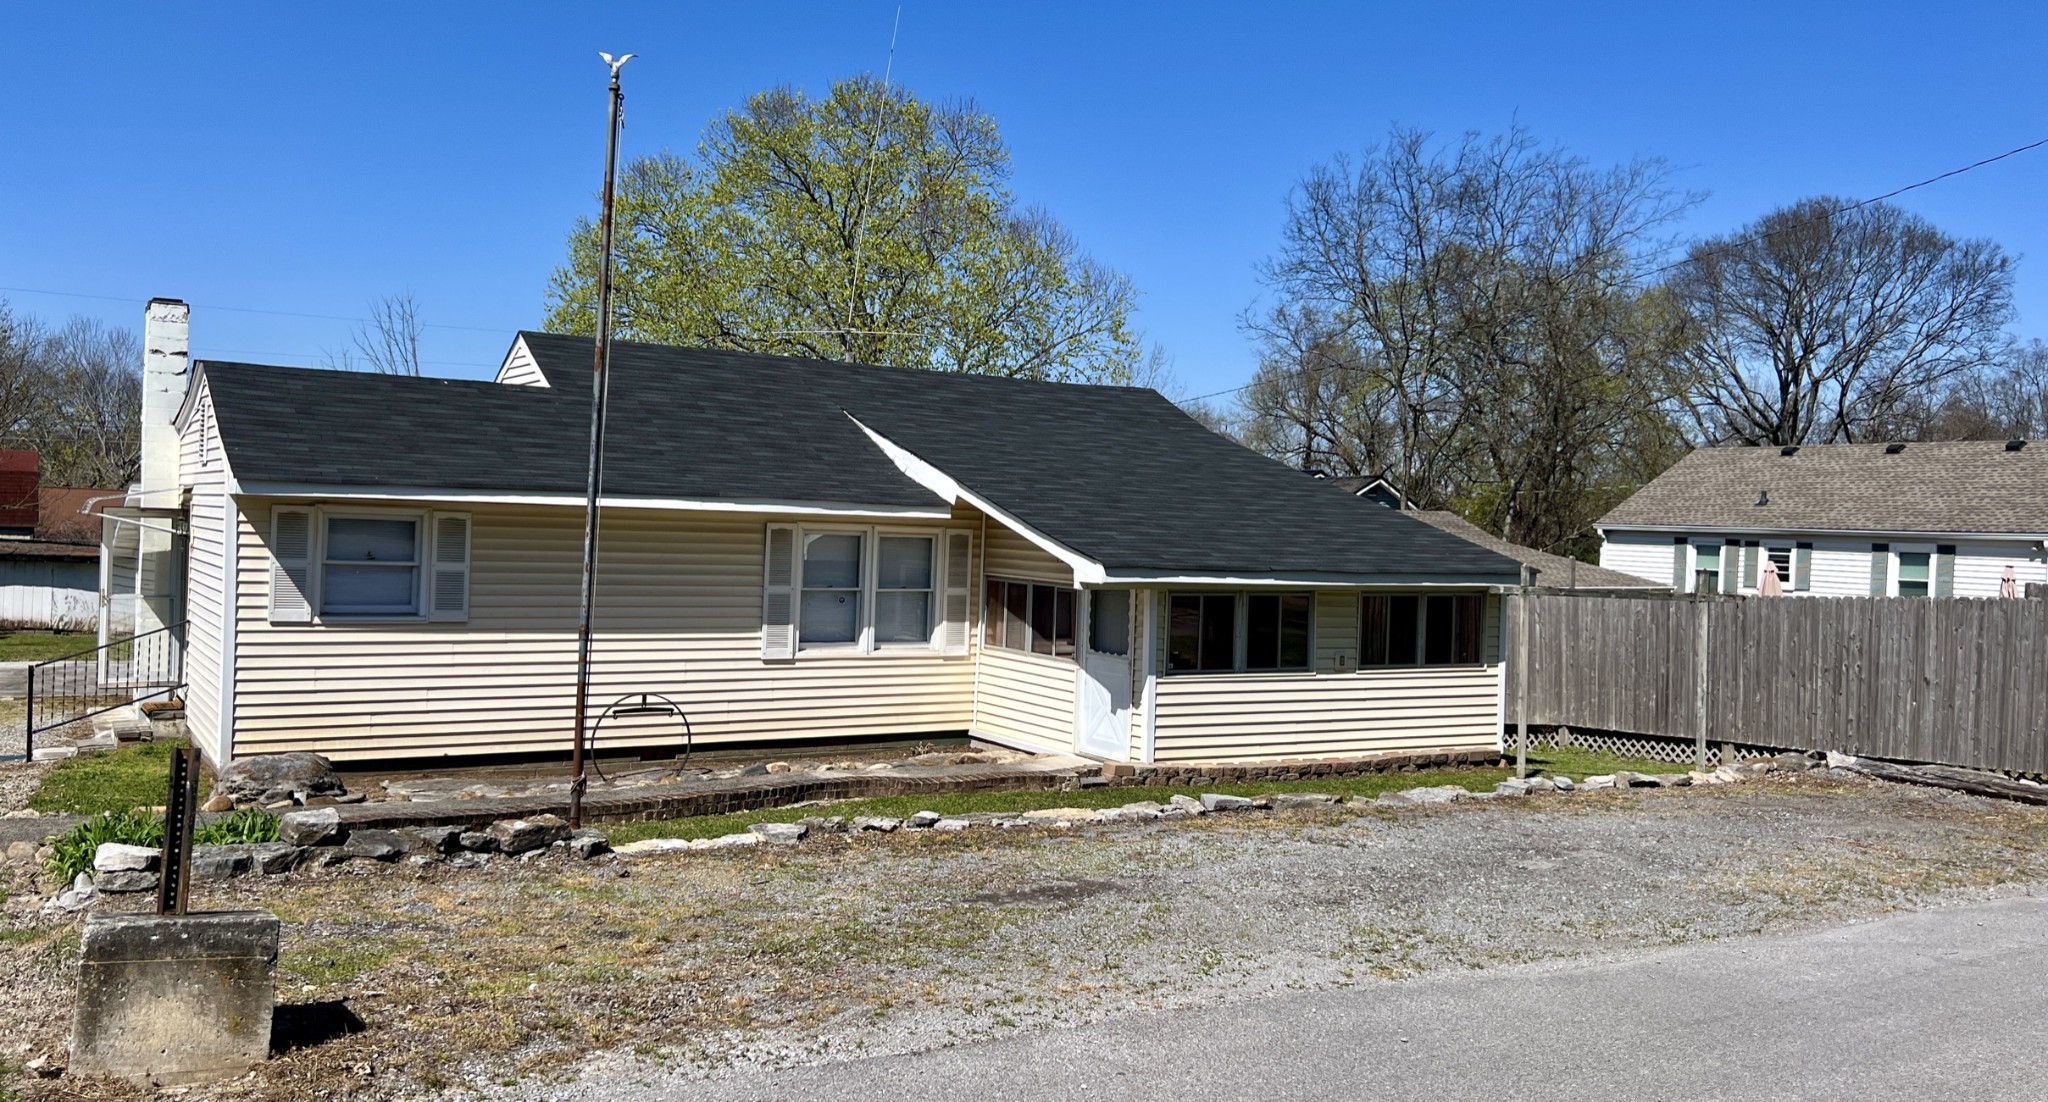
(429, 512, 471, 622)
(938, 529, 973, 656)
(762, 524, 797, 659)
(269, 507, 315, 624)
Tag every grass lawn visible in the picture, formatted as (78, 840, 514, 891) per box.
(603, 746, 1677, 845)
(0, 631, 95, 663)
(27, 738, 211, 816)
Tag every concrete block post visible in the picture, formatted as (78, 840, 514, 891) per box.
(71, 910, 280, 1086)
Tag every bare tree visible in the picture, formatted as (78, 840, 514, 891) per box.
(1669, 198, 2014, 446)
(34, 317, 142, 487)
(1249, 125, 1695, 552)
(0, 300, 53, 447)
(326, 292, 424, 376)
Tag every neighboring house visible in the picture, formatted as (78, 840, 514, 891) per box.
(0, 450, 114, 631)
(129, 300, 1526, 767)
(1598, 441, 2048, 598)
(1313, 472, 1407, 510)
(1405, 511, 1665, 595)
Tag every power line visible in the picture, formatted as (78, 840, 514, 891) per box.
(1187, 134, 2048, 408)
(0, 284, 519, 334)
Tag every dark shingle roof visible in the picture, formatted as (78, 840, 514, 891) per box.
(200, 334, 1520, 579)
(1408, 511, 1663, 590)
(1600, 441, 2048, 535)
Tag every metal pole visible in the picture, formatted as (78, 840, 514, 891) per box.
(1515, 565, 1531, 780)
(1693, 586, 1710, 773)
(23, 665, 32, 762)
(571, 52, 633, 829)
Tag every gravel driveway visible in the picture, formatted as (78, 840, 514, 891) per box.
(5, 773, 2047, 1100)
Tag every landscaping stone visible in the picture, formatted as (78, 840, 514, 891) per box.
(94, 843, 161, 874)
(1373, 792, 1414, 806)
(613, 838, 692, 858)
(312, 849, 354, 868)
(457, 831, 496, 852)
(95, 870, 158, 894)
(1582, 774, 1615, 791)
(695, 833, 762, 850)
(1713, 765, 1748, 784)
(1612, 771, 1658, 789)
(487, 814, 571, 855)
(1405, 786, 1469, 804)
(850, 816, 902, 833)
(765, 761, 792, 774)
(240, 843, 302, 876)
(398, 825, 464, 855)
(212, 752, 346, 806)
(189, 847, 253, 882)
(1652, 773, 1694, 788)
(447, 852, 490, 869)
(750, 822, 808, 845)
(1553, 776, 1576, 792)
(933, 818, 972, 832)
(340, 830, 407, 861)
(1021, 806, 1102, 821)
(738, 763, 770, 777)
(1269, 793, 1337, 810)
(1200, 794, 1254, 812)
(797, 816, 847, 834)
(1688, 770, 1726, 786)
(70, 910, 279, 1086)
(277, 807, 344, 847)
(1525, 777, 1557, 793)
(200, 794, 235, 814)
(1167, 794, 1207, 814)
(1495, 780, 1529, 797)
(50, 874, 97, 912)
(906, 811, 943, 829)
(568, 830, 610, 860)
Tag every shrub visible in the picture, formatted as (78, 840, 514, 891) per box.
(45, 811, 164, 883)
(193, 809, 279, 846)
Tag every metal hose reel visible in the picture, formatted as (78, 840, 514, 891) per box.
(585, 692, 693, 784)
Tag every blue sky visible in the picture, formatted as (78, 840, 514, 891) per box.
(3, 2, 2045, 402)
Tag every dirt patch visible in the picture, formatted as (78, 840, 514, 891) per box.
(963, 877, 1121, 906)
(4, 775, 2048, 1101)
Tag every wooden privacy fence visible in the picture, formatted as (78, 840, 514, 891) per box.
(1506, 592, 2048, 775)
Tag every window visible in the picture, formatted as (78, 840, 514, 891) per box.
(321, 516, 422, 617)
(874, 535, 934, 645)
(1767, 545, 1792, 586)
(1165, 591, 1312, 673)
(1897, 551, 1930, 598)
(1088, 590, 1131, 656)
(1693, 542, 1720, 594)
(984, 578, 1075, 660)
(1360, 593, 1483, 666)
(1246, 593, 1311, 670)
(799, 532, 863, 646)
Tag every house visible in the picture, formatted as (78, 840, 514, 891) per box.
(1403, 511, 1665, 595)
(1597, 441, 2048, 597)
(0, 451, 115, 632)
(1313, 473, 1407, 510)
(129, 299, 1525, 767)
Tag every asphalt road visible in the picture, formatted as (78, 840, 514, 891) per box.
(673, 896, 2048, 1102)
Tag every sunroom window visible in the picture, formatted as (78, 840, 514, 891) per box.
(1361, 593, 1483, 666)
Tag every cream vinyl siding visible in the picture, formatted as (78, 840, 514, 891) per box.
(971, 646, 1080, 754)
(1599, 532, 1679, 588)
(178, 379, 228, 761)
(966, 513, 1081, 754)
(228, 501, 979, 761)
(1149, 588, 1502, 762)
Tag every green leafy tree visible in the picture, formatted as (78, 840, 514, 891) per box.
(547, 76, 1142, 383)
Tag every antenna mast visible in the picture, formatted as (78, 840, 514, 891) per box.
(571, 50, 634, 828)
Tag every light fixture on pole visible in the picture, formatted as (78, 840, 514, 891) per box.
(570, 50, 633, 829)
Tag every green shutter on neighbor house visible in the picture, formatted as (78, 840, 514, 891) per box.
(1722, 541, 1741, 594)
(1672, 537, 1688, 591)
(1743, 541, 1760, 589)
(1794, 543, 1813, 592)
(1870, 543, 1890, 597)
(1934, 544, 1957, 597)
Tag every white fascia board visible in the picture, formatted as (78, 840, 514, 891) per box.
(231, 482, 954, 519)
(846, 415, 1108, 585)
(1600, 522, 2048, 544)
(1098, 571, 1520, 588)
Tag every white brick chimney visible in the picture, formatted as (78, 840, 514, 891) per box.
(140, 297, 190, 495)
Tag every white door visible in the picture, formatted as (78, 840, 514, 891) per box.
(1077, 589, 1133, 759)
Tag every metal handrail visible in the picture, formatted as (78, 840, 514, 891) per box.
(24, 621, 187, 759)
